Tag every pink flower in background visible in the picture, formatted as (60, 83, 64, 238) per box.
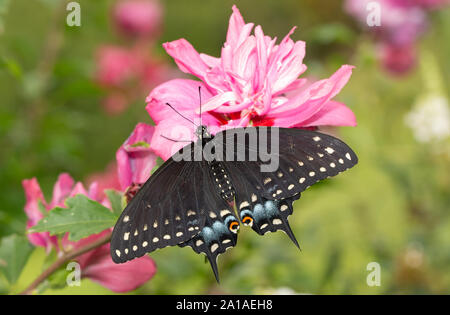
(95, 45, 169, 115)
(23, 173, 157, 292)
(344, 0, 448, 74)
(86, 162, 122, 200)
(414, 0, 450, 9)
(146, 5, 356, 158)
(71, 230, 157, 292)
(346, 0, 427, 46)
(378, 42, 417, 74)
(116, 123, 159, 190)
(23, 174, 104, 252)
(113, 0, 163, 39)
(23, 177, 60, 253)
(96, 46, 138, 88)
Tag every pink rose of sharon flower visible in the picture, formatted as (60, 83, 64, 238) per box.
(113, 0, 163, 38)
(116, 122, 159, 190)
(22, 173, 156, 292)
(146, 5, 356, 159)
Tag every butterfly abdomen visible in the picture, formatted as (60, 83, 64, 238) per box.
(209, 161, 235, 202)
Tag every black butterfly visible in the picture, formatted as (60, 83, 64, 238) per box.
(110, 125, 358, 282)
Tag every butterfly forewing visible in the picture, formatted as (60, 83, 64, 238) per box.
(111, 143, 207, 263)
(217, 127, 358, 246)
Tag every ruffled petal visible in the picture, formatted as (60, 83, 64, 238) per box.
(146, 79, 216, 125)
(298, 101, 357, 127)
(268, 65, 354, 126)
(163, 39, 210, 80)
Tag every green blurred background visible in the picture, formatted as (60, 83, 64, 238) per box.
(0, 0, 449, 294)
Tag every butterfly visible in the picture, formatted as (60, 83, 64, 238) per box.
(110, 121, 358, 282)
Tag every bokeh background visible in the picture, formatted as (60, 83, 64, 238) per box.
(0, 0, 449, 294)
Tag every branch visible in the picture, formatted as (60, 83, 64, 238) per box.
(19, 232, 112, 295)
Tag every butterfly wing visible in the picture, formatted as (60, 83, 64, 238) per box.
(178, 167, 240, 282)
(111, 143, 208, 263)
(218, 127, 358, 245)
(111, 141, 241, 282)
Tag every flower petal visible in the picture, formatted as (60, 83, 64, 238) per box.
(150, 118, 196, 160)
(75, 231, 156, 293)
(269, 65, 354, 126)
(116, 123, 158, 190)
(226, 5, 246, 48)
(22, 178, 46, 223)
(200, 91, 237, 113)
(298, 101, 357, 127)
(50, 173, 75, 208)
(163, 39, 210, 81)
(22, 178, 57, 252)
(146, 79, 216, 125)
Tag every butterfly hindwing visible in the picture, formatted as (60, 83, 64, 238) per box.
(179, 166, 240, 282)
(217, 127, 358, 246)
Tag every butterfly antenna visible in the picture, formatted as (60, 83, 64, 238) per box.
(198, 86, 202, 127)
(165, 103, 197, 126)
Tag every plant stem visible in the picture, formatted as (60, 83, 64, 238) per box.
(19, 232, 112, 295)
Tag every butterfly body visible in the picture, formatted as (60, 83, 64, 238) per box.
(208, 160, 235, 202)
(111, 126, 358, 282)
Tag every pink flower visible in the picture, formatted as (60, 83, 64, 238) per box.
(95, 45, 169, 115)
(86, 162, 122, 200)
(71, 230, 157, 293)
(145, 5, 356, 158)
(116, 123, 159, 190)
(96, 46, 139, 88)
(345, 0, 427, 46)
(344, 0, 448, 73)
(23, 173, 102, 252)
(23, 174, 157, 292)
(113, 0, 163, 39)
(146, 79, 223, 159)
(22, 177, 60, 253)
(378, 42, 417, 74)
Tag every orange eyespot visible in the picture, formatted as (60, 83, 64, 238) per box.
(242, 216, 253, 225)
(228, 221, 239, 232)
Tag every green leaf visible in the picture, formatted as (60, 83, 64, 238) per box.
(30, 194, 117, 241)
(105, 189, 124, 216)
(0, 234, 33, 284)
(0, 57, 23, 79)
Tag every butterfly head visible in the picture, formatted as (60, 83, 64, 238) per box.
(195, 125, 211, 140)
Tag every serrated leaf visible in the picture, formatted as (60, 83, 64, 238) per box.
(30, 194, 117, 241)
(0, 234, 33, 284)
(105, 189, 123, 216)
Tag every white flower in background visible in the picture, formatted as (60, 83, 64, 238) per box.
(405, 94, 450, 143)
(255, 286, 310, 295)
